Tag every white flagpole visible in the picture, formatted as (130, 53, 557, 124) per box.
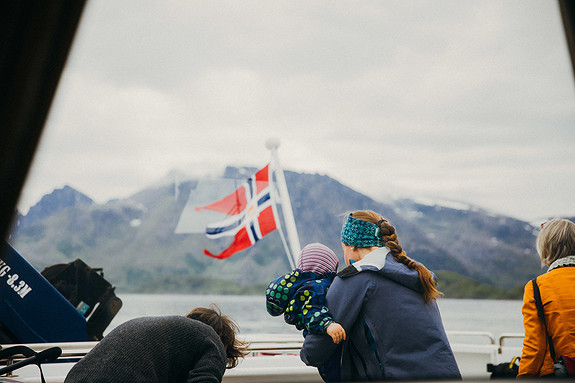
(268, 171, 295, 269)
(266, 138, 301, 267)
(273, 210, 296, 270)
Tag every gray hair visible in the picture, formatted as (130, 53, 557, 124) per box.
(537, 218, 575, 266)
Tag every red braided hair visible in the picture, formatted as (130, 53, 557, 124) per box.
(348, 210, 442, 302)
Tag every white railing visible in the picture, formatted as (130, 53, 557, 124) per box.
(497, 332, 524, 354)
(447, 331, 496, 344)
(0, 332, 526, 363)
(242, 334, 303, 356)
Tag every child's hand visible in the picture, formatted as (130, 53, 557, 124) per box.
(326, 322, 346, 344)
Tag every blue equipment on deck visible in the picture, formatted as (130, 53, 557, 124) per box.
(0, 241, 88, 343)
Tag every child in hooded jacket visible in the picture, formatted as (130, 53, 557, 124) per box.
(265, 243, 345, 344)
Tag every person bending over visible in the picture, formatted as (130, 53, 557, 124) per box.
(65, 304, 249, 383)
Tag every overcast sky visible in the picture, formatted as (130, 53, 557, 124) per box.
(18, 0, 575, 222)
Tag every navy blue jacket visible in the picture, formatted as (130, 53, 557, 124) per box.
(300, 248, 461, 381)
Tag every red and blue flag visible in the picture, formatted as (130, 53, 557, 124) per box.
(195, 164, 278, 259)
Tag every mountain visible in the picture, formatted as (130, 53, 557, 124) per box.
(9, 168, 544, 298)
(24, 185, 94, 225)
(393, 199, 541, 289)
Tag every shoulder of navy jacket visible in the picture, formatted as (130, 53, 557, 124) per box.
(324, 271, 337, 281)
(337, 265, 359, 278)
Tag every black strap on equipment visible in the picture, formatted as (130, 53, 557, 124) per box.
(531, 278, 557, 362)
(0, 346, 61, 383)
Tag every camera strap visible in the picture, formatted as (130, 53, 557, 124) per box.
(532, 278, 557, 362)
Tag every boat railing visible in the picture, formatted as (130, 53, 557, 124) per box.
(242, 332, 504, 356)
(0, 341, 97, 362)
(446, 331, 496, 345)
(241, 334, 304, 356)
(0, 331, 526, 362)
(0, 335, 308, 366)
(497, 332, 524, 354)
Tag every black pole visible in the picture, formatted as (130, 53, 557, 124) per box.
(559, 0, 575, 84)
(0, 0, 87, 242)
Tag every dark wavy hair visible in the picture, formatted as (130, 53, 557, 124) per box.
(186, 304, 250, 368)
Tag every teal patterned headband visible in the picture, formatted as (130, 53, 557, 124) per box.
(341, 215, 385, 247)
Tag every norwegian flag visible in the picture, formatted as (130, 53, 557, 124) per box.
(195, 164, 278, 259)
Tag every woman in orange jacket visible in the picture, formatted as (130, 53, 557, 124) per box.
(517, 218, 575, 378)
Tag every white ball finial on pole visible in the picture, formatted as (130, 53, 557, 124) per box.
(265, 137, 280, 150)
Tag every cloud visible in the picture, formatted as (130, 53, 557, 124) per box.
(17, 0, 575, 222)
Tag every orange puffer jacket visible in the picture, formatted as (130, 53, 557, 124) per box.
(517, 266, 575, 378)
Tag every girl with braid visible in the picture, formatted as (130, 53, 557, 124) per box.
(300, 210, 461, 382)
